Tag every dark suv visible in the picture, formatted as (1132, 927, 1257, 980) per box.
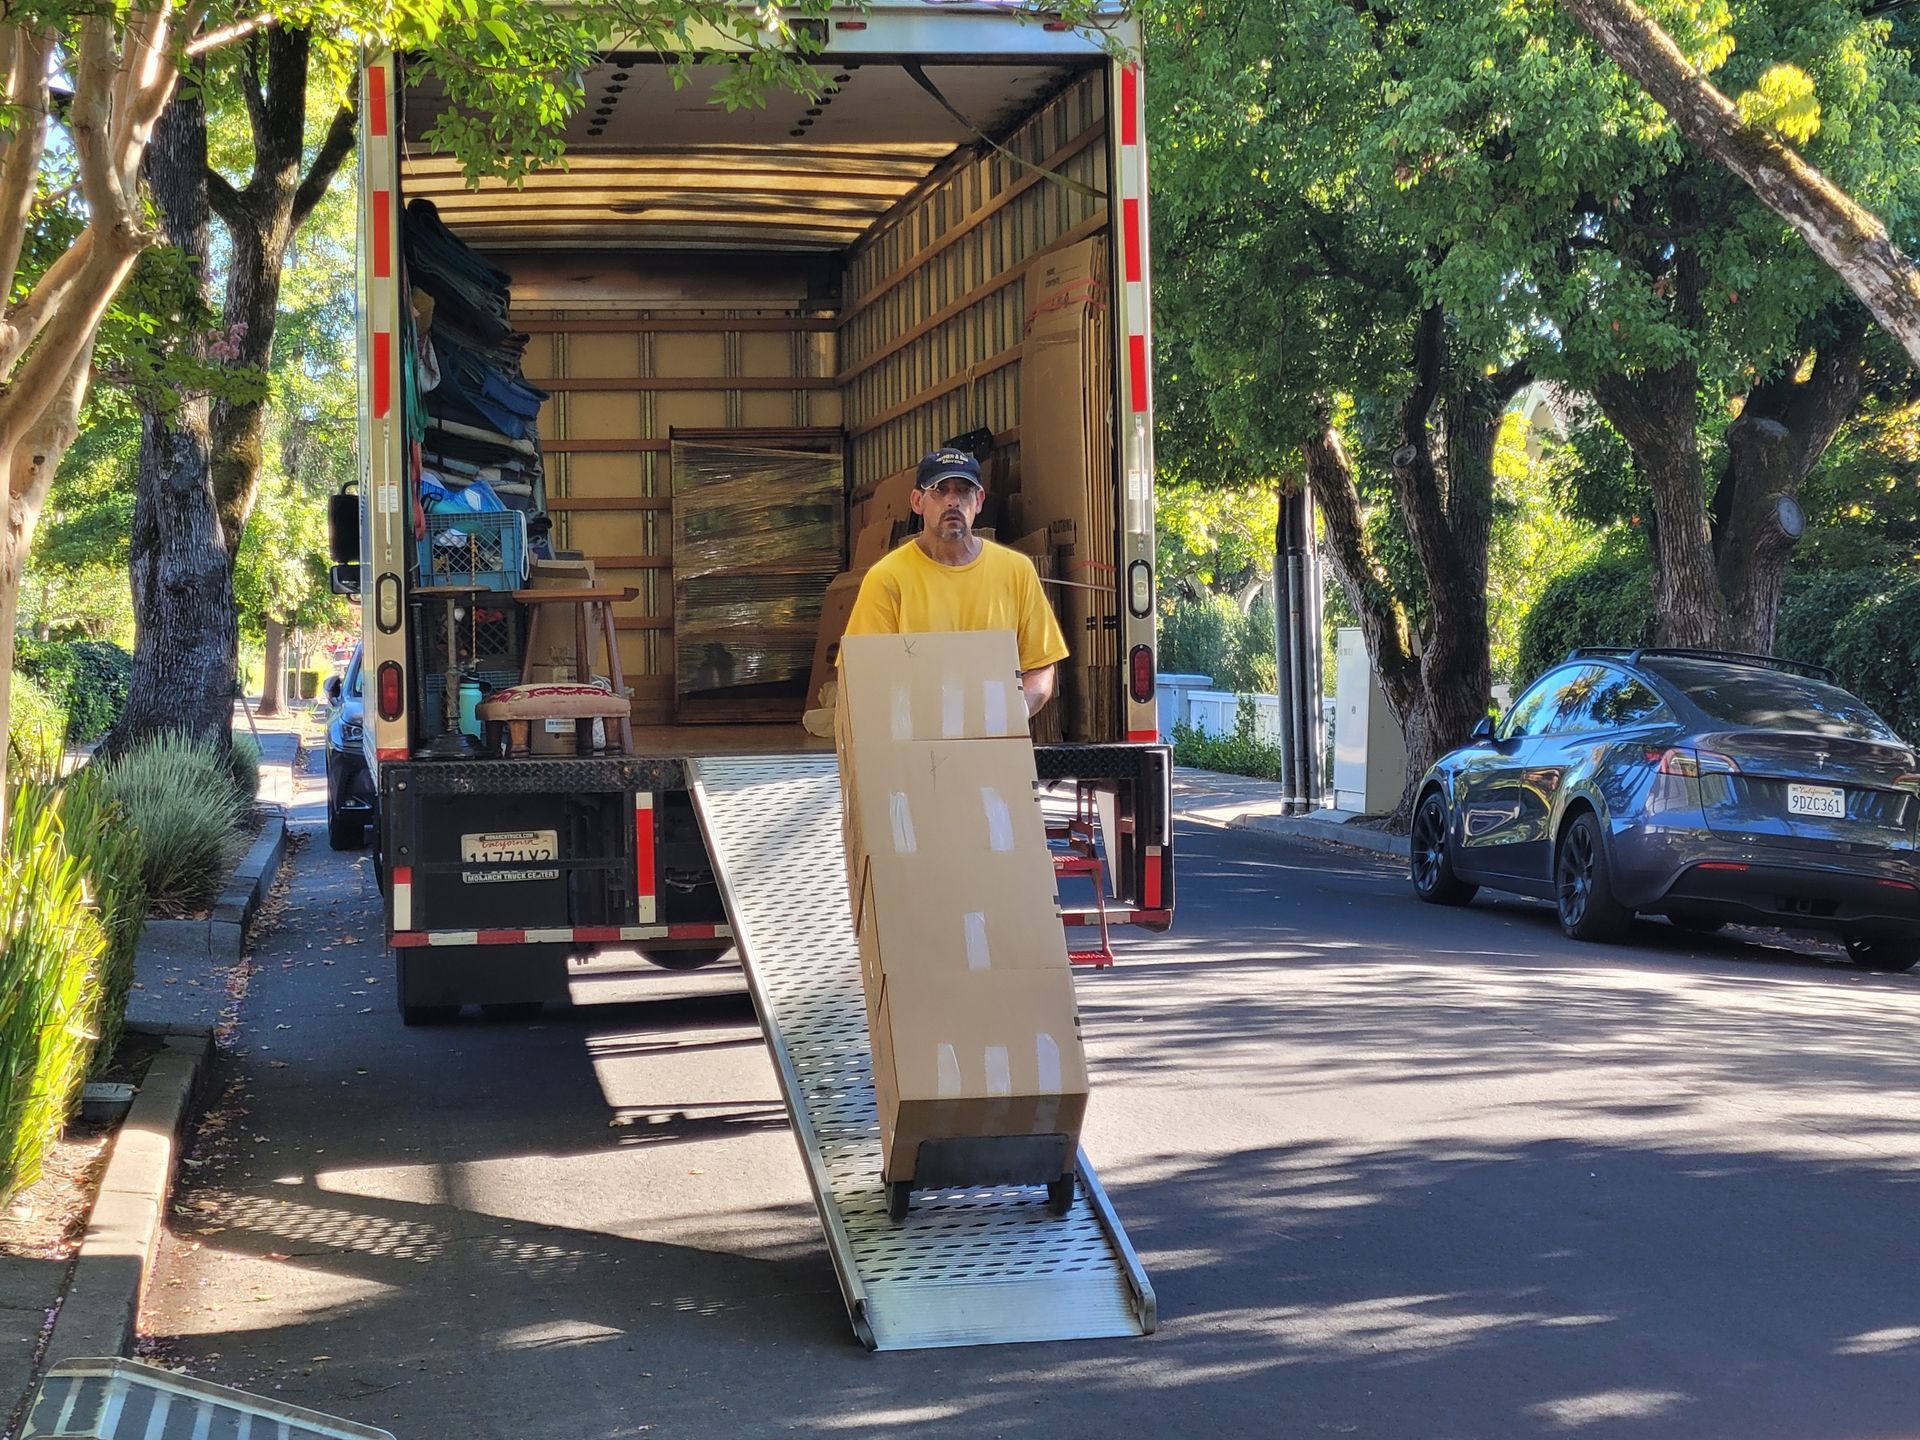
(324, 645, 375, 850)
(1412, 648, 1920, 971)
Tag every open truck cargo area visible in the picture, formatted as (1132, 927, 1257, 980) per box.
(353, 4, 1172, 1010)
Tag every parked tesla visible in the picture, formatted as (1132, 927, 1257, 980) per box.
(324, 645, 375, 851)
(1411, 648, 1920, 971)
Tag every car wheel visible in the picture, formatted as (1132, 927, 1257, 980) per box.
(1843, 933, 1919, 973)
(1555, 812, 1630, 943)
(1410, 790, 1477, 906)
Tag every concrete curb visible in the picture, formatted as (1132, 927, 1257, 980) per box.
(1226, 811, 1409, 861)
(140, 809, 289, 970)
(42, 1030, 213, 1363)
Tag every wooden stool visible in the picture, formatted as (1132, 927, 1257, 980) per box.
(513, 584, 637, 753)
(477, 683, 634, 758)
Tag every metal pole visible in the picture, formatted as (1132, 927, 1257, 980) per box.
(1301, 488, 1325, 810)
(1272, 488, 1300, 808)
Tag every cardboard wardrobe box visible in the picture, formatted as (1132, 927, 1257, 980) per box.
(869, 966, 1089, 1184)
(833, 631, 1030, 750)
(1017, 237, 1118, 742)
(804, 568, 870, 713)
(849, 466, 916, 537)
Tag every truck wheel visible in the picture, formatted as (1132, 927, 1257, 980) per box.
(643, 944, 733, 971)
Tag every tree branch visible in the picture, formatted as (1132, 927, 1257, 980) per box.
(187, 11, 277, 57)
(0, 26, 52, 308)
(205, 165, 245, 227)
(292, 98, 357, 227)
(1560, 0, 1920, 367)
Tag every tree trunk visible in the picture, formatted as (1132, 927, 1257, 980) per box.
(1560, 0, 1920, 369)
(258, 616, 285, 716)
(108, 91, 236, 756)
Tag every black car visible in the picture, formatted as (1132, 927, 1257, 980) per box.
(324, 645, 375, 850)
(1412, 648, 1920, 971)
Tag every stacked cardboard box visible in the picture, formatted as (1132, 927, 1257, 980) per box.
(1018, 237, 1118, 742)
(835, 631, 1088, 1185)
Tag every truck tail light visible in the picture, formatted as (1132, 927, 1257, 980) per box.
(377, 661, 404, 721)
(1129, 646, 1154, 703)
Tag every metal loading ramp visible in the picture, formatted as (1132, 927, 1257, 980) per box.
(688, 754, 1156, 1351)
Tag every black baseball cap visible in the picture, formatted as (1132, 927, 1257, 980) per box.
(915, 448, 984, 490)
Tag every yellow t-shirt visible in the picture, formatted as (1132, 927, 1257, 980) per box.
(842, 538, 1071, 672)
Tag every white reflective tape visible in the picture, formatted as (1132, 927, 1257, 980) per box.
(981, 787, 1014, 851)
(1036, 1031, 1063, 1093)
(963, 911, 991, 971)
(941, 678, 964, 738)
(982, 680, 1010, 735)
(393, 881, 411, 931)
(890, 682, 913, 741)
(936, 1043, 963, 1097)
(984, 1045, 1012, 1097)
(889, 791, 917, 853)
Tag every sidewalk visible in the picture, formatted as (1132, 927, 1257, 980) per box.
(1174, 766, 1408, 862)
(1, 709, 304, 1435)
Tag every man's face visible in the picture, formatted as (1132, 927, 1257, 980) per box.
(911, 476, 984, 541)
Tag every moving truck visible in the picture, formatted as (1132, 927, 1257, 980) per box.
(344, 3, 1176, 1023)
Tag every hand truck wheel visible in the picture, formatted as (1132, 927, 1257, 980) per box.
(886, 1180, 912, 1222)
(1046, 1174, 1076, 1216)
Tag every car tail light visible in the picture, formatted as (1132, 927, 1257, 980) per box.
(1876, 878, 1916, 891)
(1697, 861, 1750, 872)
(376, 661, 404, 721)
(1658, 747, 1739, 777)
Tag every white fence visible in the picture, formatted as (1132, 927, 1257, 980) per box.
(1156, 674, 1283, 744)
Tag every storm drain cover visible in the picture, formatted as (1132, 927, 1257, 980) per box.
(23, 1357, 394, 1439)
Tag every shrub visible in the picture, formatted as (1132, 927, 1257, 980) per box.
(1514, 555, 1654, 687)
(15, 639, 133, 743)
(57, 765, 149, 1076)
(1160, 593, 1277, 693)
(1171, 697, 1285, 780)
(1828, 575, 1920, 743)
(100, 733, 247, 915)
(1775, 570, 1890, 670)
(228, 731, 262, 805)
(0, 778, 109, 1206)
(9, 672, 69, 772)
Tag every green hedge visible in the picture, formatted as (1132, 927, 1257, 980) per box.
(1170, 698, 1285, 780)
(1160, 593, 1277, 693)
(100, 733, 248, 916)
(8, 672, 68, 770)
(1514, 555, 1654, 687)
(14, 639, 133, 743)
(1826, 576, 1920, 742)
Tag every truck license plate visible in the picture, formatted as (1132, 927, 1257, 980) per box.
(460, 829, 560, 884)
(1787, 784, 1845, 819)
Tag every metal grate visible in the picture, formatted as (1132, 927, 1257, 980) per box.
(22, 1357, 394, 1439)
(688, 754, 1155, 1350)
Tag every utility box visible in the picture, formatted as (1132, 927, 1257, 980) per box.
(1332, 627, 1408, 815)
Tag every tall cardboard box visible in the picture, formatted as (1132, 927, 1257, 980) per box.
(869, 967, 1088, 1183)
(805, 568, 870, 712)
(1018, 238, 1118, 741)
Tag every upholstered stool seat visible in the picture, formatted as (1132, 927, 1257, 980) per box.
(478, 682, 632, 757)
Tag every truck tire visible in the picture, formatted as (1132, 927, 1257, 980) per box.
(642, 944, 733, 971)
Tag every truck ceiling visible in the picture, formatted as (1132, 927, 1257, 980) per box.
(399, 58, 1094, 252)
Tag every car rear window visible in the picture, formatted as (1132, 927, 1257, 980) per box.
(1642, 659, 1898, 741)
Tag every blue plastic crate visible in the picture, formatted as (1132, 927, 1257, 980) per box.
(418, 509, 527, 591)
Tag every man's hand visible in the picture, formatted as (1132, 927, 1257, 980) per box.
(1020, 664, 1056, 717)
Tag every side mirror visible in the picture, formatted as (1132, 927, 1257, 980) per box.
(328, 485, 360, 565)
(1472, 716, 1496, 744)
(324, 675, 343, 705)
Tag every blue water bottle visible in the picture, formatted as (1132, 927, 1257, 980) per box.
(457, 681, 484, 739)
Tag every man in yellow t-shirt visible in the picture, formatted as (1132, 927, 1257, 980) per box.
(842, 447, 1070, 715)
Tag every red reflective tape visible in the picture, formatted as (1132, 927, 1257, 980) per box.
(392, 866, 412, 887)
(1123, 198, 1143, 283)
(392, 932, 427, 948)
(573, 926, 622, 944)
(1127, 727, 1158, 744)
(372, 334, 391, 419)
(376, 746, 407, 762)
(1128, 334, 1148, 411)
(372, 194, 391, 279)
(475, 929, 525, 946)
(668, 923, 717, 940)
(1142, 853, 1162, 909)
(635, 797, 656, 898)
(1121, 65, 1138, 146)
(368, 68, 388, 137)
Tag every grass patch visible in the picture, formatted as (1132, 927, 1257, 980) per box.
(100, 733, 247, 916)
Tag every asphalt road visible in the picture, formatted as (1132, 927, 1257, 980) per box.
(140, 772, 1920, 1440)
